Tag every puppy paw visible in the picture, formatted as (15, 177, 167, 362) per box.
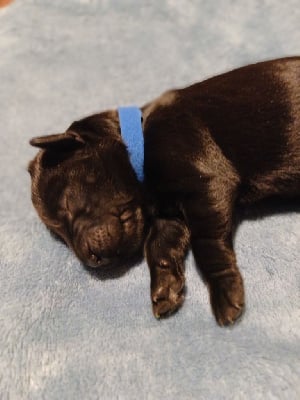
(209, 271, 244, 326)
(151, 259, 185, 318)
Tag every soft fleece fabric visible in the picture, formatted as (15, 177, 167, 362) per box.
(0, 1, 299, 399)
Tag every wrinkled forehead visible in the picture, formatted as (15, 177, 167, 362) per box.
(37, 154, 107, 200)
(32, 148, 138, 211)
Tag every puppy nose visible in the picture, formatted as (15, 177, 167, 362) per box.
(86, 221, 122, 267)
(89, 252, 111, 267)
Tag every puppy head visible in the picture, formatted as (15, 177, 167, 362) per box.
(28, 111, 146, 268)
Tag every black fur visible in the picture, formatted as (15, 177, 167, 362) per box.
(29, 57, 300, 325)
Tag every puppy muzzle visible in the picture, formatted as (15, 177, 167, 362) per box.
(73, 207, 144, 268)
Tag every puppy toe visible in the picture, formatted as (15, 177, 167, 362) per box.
(210, 274, 245, 326)
(152, 290, 184, 319)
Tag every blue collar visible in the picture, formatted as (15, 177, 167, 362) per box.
(118, 106, 144, 182)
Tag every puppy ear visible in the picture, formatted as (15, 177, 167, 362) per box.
(29, 131, 85, 151)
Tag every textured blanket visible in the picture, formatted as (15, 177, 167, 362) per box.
(0, 1, 299, 399)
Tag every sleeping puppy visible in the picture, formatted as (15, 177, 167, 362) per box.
(29, 57, 300, 325)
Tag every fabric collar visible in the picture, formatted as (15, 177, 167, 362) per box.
(118, 106, 144, 182)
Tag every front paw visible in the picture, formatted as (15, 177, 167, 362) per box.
(209, 271, 244, 326)
(151, 260, 185, 318)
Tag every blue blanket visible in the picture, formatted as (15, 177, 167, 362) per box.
(0, 1, 299, 399)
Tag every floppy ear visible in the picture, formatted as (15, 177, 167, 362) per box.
(29, 131, 85, 151)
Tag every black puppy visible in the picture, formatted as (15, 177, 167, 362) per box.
(29, 57, 300, 325)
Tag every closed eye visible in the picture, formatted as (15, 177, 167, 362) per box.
(120, 208, 134, 223)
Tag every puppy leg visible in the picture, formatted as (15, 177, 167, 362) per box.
(145, 218, 190, 318)
(183, 182, 244, 326)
